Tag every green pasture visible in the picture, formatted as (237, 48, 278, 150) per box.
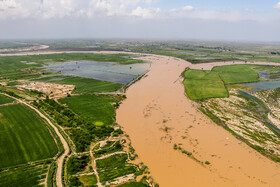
(59, 94, 118, 125)
(0, 163, 49, 187)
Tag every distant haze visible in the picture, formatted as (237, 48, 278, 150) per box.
(0, 0, 280, 42)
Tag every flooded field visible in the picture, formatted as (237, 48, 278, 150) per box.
(174, 52, 205, 56)
(42, 60, 150, 84)
(242, 81, 280, 92)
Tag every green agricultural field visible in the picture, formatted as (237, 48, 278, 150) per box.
(183, 65, 263, 100)
(34, 75, 123, 93)
(183, 69, 221, 80)
(183, 79, 228, 100)
(183, 69, 228, 100)
(0, 94, 14, 105)
(212, 65, 259, 84)
(96, 153, 139, 182)
(99, 165, 137, 183)
(59, 94, 119, 125)
(0, 163, 49, 187)
(0, 104, 58, 169)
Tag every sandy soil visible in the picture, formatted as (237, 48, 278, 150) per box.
(117, 55, 280, 187)
(17, 81, 75, 99)
(0, 45, 49, 54)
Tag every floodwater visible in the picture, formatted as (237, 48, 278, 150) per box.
(117, 55, 280, 187)
(258, 71, 271, 79)
(242, 81, 280, 92)
(42, 60, 150, 84)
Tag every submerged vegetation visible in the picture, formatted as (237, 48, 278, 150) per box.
(0, 51, 152, 187)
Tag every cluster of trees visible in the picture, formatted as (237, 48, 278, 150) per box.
(269, 52, 280, 55)
(67, 155, 90, 187)
(67, 155, 89, 175)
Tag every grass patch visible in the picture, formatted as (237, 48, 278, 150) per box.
(212, 65, 259, 84)
(94, 141, 123, 158)
(0, 94, 14, 105)
(96, 154, 128, 169)
(34, 75, 123, 94)
(79, 174, 97, 186)
(183, 70, 221, 80)
(0, 104, 58, 169)
(183, 65, 262, 100)
(99, 165, 137, 183)
(183, 79, 228, 100)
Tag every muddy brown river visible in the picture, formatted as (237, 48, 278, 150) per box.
(117, 55, 280, 187)
(2, 51, 279, 186)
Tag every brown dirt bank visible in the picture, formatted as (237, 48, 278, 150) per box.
(116, 55, 280, 187)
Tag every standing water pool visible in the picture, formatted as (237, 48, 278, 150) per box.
(42, 60, 151, 85)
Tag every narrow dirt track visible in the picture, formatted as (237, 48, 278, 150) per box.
(0, 93, 69, 187)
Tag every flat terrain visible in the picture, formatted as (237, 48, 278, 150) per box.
(212, 64, 259, 84)
(0, 163, 49, 187)
(183, 64, 262, 100)
(0, 104, 58, 169)
(0, 53, 143, 80)
(183, 70, 228, 100)
(35, 75, 123, 94)
(59, 94, 118, 125)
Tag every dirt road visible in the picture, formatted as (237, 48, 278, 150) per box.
(0, 93, 69, 187)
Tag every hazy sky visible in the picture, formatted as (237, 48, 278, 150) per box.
(0, 0, 280, 41)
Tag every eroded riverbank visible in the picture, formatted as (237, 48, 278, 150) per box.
(117, 55, 280, 187)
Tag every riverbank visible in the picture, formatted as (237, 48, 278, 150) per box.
(117, 55, 280, 187)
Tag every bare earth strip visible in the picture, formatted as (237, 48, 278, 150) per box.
(0, 93, 69, 187)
